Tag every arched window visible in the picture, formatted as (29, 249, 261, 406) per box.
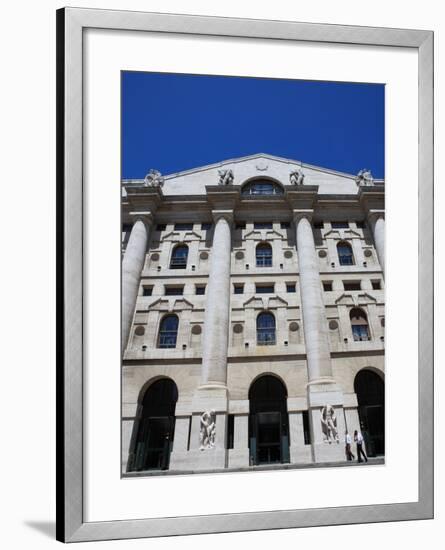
(256, 243, 273, 267)
(337, 241, 354, 266)
(350, 308, 370, 341)
(158, 315, 179, 348)
(241, 179, 284, 196)
(170, 244, 188, 269)
(257, 312, 276, 345)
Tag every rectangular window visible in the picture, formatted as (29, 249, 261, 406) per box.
(235, 221, 246, 230)
(331, 221, 349, 229)
(352, 325, 370, 341)
(343, 281, 361, 291)
(286, 283, 296, 293)
(372, 280, 382, 290)
(302, 411, 311, 445)
(234, 284, 244, 294)
(227, 414, 235, 450)
(254, 222, 273, 229)
(323, 281, 333, 291)
(156, 223, 167, 231)
(195, 285, 206, 295)
(280, 221, 290, 229)
(164, 286, 184, 296)
(255, 284, 274, 294)
(201, 222, 212, 231)
(142, 286, 153, 296)
(174, 223, 193, 231)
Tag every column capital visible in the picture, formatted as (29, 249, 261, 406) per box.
(366, 210, 385, 225)
(292, 209, 314, 225)
(129, 211, 154, 227)
(212, 209, 234, 226)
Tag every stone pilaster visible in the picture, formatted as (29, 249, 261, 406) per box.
(368, 212, 385, 276)
(122, 214, 153, 352)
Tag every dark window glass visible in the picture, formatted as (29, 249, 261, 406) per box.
(286, 284, 296, 293)
(256, 243, 273, 267)
(302, 411, 311, 445)
(256, 285, 274, 294)
(344, 281, 361, 291)
(372, 280, 382, 290)
(234, 285, 244, 294)
(323, 282, 333, 291)
(256, 312, 276, 345)
(195, 286, 206, 295)
(227, 415, 235, 449)
(164, 287, 183, 296)
(201, 223, 212, 231)
(156, 224, 167, 231)
(254, 222, 273, 229)
(313, 222, 324, 229)
(158, 315, 179, 348)
(280, 222, 291, 229)
(332, 221, 349, 229)
(356, 221, 366, 229)
(337, 242, 354, 266)
(350, 308, 370, 341)
(174, 223, 193, 231)
(170, 245, 189, 269)
(242, 180, 284, 196)
(143, 287, 153, 296)
(235, 222, 246, 230)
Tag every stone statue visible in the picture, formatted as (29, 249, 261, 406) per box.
(289, 169, 305, 186)
(218, 168, 234, 186)
(320, 404, 339, 444)
(355, 168, 374, 187)
(144, 169, 164, 188)
(199, 409, 216, 450)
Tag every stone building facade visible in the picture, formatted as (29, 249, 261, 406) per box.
(121, 154, 385, 474)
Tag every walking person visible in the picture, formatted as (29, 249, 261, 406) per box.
(354, 429, 368, 463)
(344, 430, 354, 461)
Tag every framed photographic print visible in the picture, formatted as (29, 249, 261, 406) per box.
(56, 7, 434, 543)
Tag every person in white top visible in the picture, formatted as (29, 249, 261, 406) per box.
(354, 429, 368, 463)
(344, 430, 354, 461)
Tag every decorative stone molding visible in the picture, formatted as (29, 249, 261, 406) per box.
(292, 209, 313, 225)
(211, 209, 234, 226)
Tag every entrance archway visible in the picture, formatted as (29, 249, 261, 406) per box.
(354, 369, 385, 456)
(131, 378, 178, 471)
(248, 375, 290, 465)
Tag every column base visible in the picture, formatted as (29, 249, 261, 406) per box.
(290, 445, 312, 464)
(228, 448, 250, 468)
(307, 380, 347, 463)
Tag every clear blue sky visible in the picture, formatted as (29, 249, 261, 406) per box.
(122, 71, 384, 179)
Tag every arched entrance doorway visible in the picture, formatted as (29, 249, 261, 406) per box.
(354, 369, 385, 456)
(131, 378, 178, 471)
(248, 375, 290, 465)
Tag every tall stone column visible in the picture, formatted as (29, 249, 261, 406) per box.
(368, 212, 385, 276)
(294, 211, 344, 463)
(294, 211, 333, 382)
(122, 215, 152, 352)
(201, 210, 233, 387)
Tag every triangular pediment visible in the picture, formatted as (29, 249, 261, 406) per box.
(148, 297, 194, 312)
(123, 153, 382, 197)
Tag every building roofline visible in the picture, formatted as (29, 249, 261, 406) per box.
(121, 153, 385, 184)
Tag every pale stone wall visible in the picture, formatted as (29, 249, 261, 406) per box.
(121, 154, 385, 473)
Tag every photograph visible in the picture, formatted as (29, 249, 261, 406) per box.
(120, 72, 385, 475)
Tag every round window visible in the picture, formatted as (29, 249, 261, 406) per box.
(318, 249, 327, 258)
(284, 250, 293, 259)
(364, 249, 373, 258)
(329, 320, 339, 330)
(233, 323, 244, 334)
(200, 251, 209, 260)
(191, 325, 202, 335)
(235, 251, 244, 260)
(134, 325, 145, 336)
(289, 322, 299, 332)
(150, 253, 160, 261)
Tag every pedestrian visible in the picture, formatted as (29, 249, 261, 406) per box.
(344, 430, 354, 461)
(354, 429, 368, 463)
